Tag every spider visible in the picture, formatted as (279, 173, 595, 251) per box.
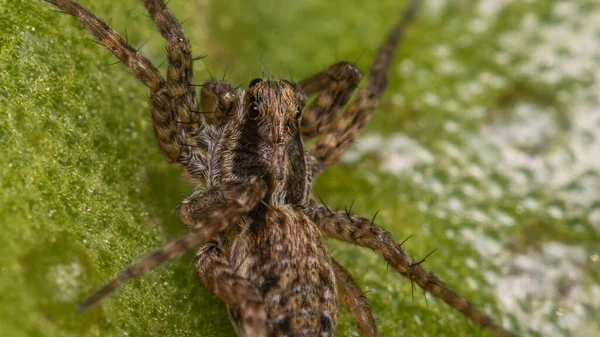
(44, 0, 519, 336)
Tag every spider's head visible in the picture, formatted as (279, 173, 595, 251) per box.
(243, 78, 306, 145)
(236, 78, 310, 206)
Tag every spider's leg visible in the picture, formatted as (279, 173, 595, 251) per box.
(331, 258, 378, 337)
(196, 241, 266, 337)
(45, 1, 210, 181)
(311, 205, 520, 337)
(308, 0, 420, 173)
(141, 0, 221, 181)
(140, 0, 202, 127)
(44, 0, 164, 90)
(79, 177, 266, 310)
(297, 62, 363, 141)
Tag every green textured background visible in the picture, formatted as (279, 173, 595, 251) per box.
(1, 0, 599, 336)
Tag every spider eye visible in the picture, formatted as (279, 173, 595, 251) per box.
(295, 105, 303, 119)
(248, 103, 261, 120)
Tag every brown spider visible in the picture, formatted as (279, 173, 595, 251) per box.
(44, 0, 519, 336)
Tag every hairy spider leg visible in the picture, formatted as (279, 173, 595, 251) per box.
(79, 178, 266, 310)
(298, 0, 421, 173)
(331, 258, 378, 337)
(195, 242, 267, 337)
(140, 0, 215, 182)
(298, 62, 364, 141)
(45, 0, 210, 182)
(312, 205, 519, 337)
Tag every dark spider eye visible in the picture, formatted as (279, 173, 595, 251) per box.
(248, 103, 260, 119)
(295, 105, 303, 119)
(249, 78, 262, 88)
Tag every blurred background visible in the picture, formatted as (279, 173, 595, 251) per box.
(0, 0, 598, 336)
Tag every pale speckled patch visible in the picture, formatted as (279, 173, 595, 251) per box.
(47, 262, 82, 302)
(491, 242, 597, 336)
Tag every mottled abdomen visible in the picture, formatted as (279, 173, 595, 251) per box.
(229, 205, 338, 337)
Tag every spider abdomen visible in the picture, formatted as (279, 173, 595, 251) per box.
(228, 206, 338, 336)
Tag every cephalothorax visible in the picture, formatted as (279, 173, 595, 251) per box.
(45, 0, 519, 336)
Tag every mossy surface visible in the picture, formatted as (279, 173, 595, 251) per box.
(1, 1, 599, 337)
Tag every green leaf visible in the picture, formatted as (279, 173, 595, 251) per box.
(1, 1, 598, 337)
